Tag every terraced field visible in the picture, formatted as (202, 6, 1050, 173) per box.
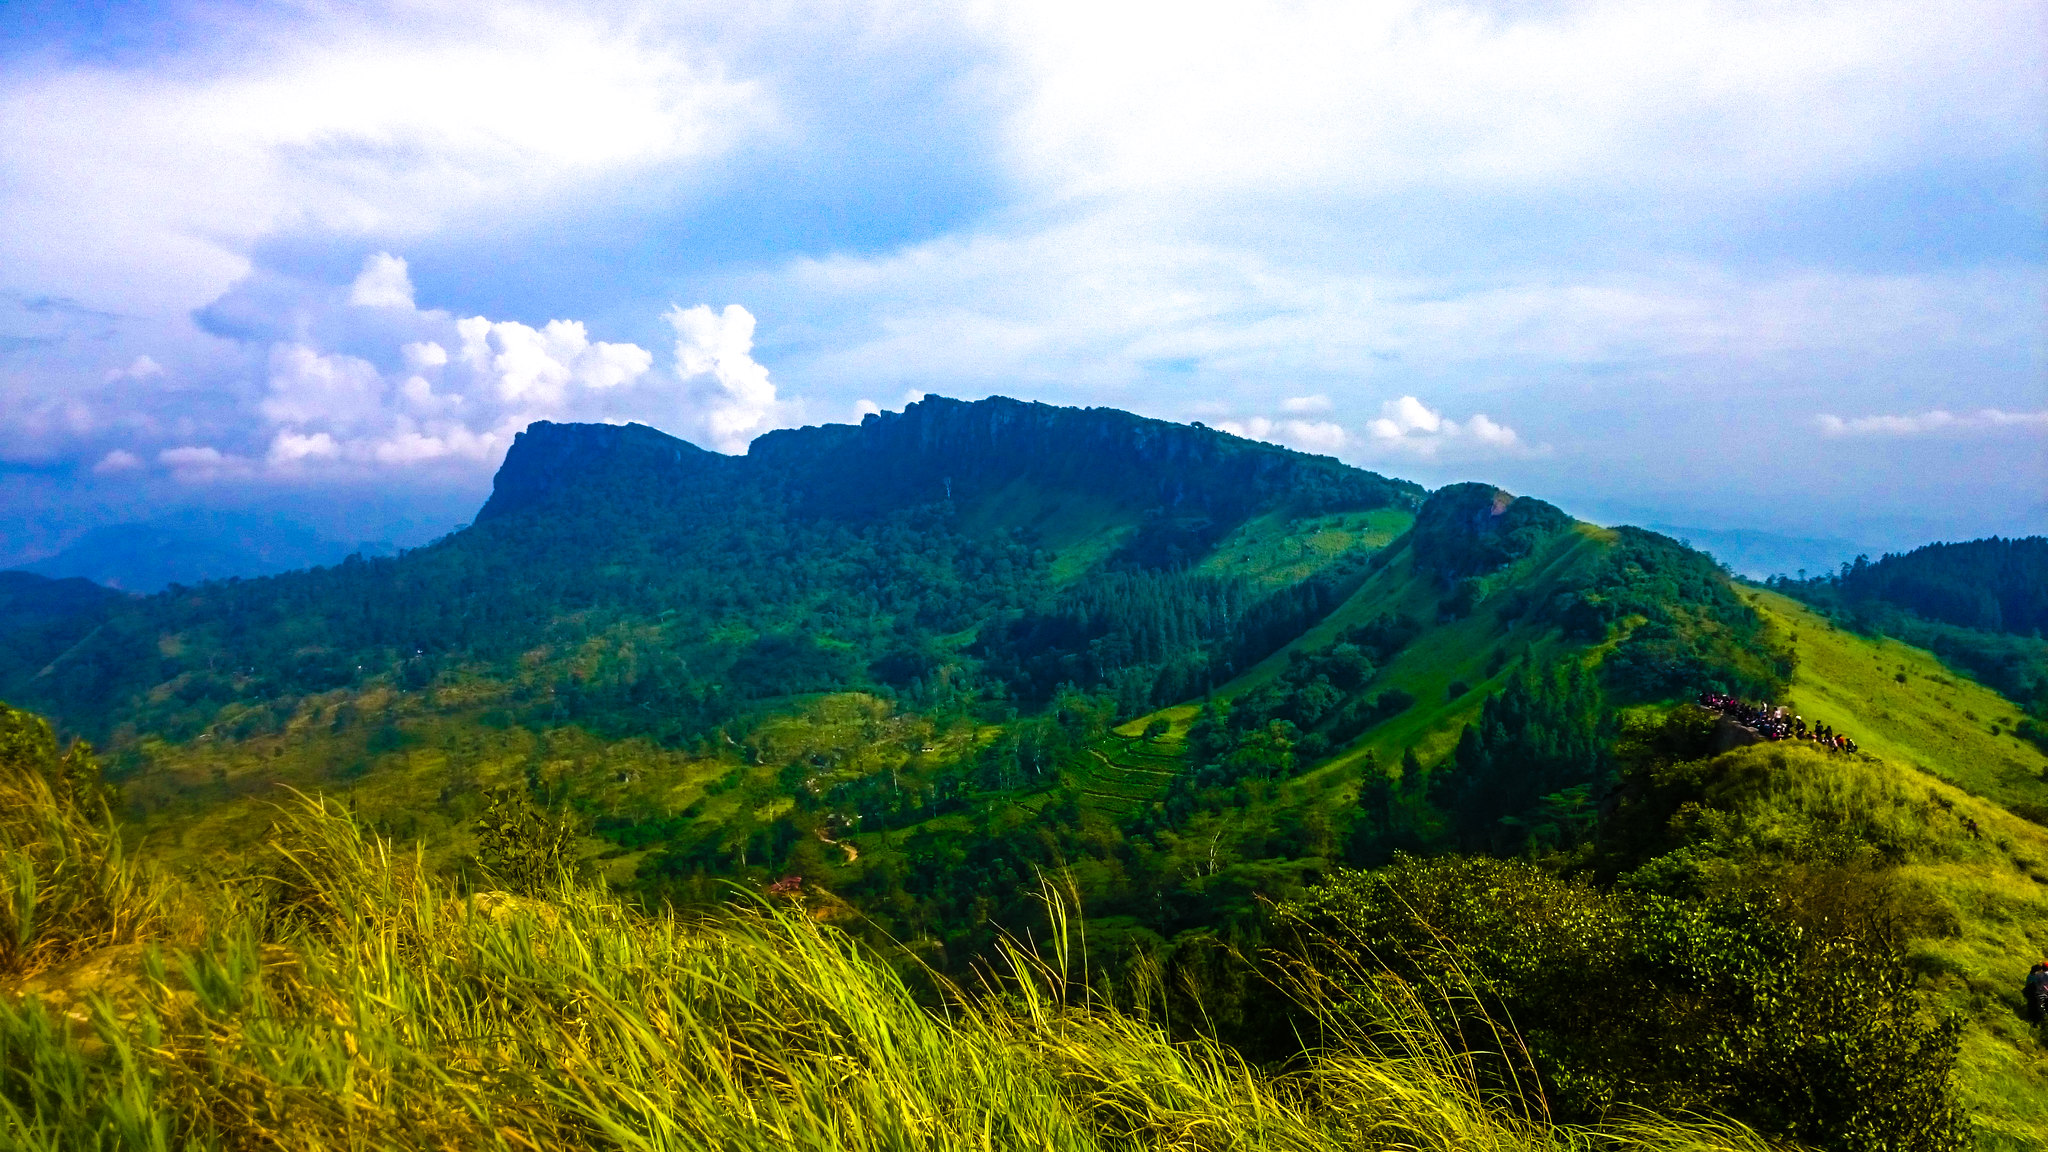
(1068, 727, 1188, 815)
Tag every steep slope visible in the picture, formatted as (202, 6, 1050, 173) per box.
(0, 572, 127, 692)
(1078, 483, 1788, 815)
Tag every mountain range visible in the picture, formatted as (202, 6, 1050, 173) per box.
(4, 394, 2047, 1148)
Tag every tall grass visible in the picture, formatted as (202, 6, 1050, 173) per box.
(0, 710, 171, 979)
(0, 736, 1781, 1150)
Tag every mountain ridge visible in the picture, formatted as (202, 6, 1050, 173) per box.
(8, 395, 2044, 1146)
(478, 396, 1423, 528)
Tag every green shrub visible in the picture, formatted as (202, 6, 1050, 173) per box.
(1278, 855, 1968, 1152)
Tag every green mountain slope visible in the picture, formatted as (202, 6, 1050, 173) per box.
(4, 397, 1421, 748)
(8, 398, 2048, 1147)
(1771, 536, 2048, 716)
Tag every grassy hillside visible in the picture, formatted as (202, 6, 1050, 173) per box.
(1720, 589, 2048, 1146)
(1755, 590, 2048, 812)
(9, 404, 2044, 1145)
(1, 704, 1788, 1152)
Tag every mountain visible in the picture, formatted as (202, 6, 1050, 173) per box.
(1797, 536, 2048, 636)
(2, 397, 1424, 744)
(1772, 536, 2048, 715)
(15, 511, 396, 592)
(1642, 522, 1870, 580)
(5, 395, 2046, 1146)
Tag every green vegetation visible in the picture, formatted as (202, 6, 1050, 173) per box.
(1771, 537, 2048, 714)
(5, 399, 1422, 748)
(1, 700, 1793, 1152)
(7, 402, 2048, 1145)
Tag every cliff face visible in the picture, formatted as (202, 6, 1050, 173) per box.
(476, 422, 731, 522)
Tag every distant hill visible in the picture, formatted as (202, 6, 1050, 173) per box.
(15, 512, 395, 592)
(1817, 536, 2048, 636)
(1773, 536, 2048, 713)
(1642, 522, 1869, 581)
(0, 571, 127, 691)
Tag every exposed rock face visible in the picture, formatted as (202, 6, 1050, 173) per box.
(1714, 714, 1764, 753)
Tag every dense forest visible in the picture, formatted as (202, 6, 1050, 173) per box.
(1773, 536, 2048, 721)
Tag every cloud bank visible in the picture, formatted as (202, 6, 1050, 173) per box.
(115, 254, 790, 484)
(1212, 396, 1541, 463)
(1817, 408, 2048, 436)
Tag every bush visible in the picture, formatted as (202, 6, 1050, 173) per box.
(473, 786, 585, 894)
(1279, 855, 1968, 1152)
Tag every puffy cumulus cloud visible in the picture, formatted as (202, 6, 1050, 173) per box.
(1817, 408, 2048, 436)
(1281, 394, 1332, 413)
(348, 252, 415, 308)
(87, 254, 798, 484)
(1362, 396, 1539, 459)
(667, 304, 790, 453)
(103, 355, 163, 383)
(456, 315, 654, 407)
(158, 446, 256, 483)
(1214, 416, 1348, 455)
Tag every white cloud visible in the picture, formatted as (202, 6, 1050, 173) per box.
(1362, 396, 1540, 459)
(263, 344, 388, 432)
(72, 255, 796, 480)
(1280, 394, 1332, 413)
(91, 449, 143, 474)
(158, 445, 255, 482)
(102, 355, 163, 383)
(1215, 416, 1348, 454)
(402, 341, 448, 370)
(667, 303, 788, 453)
(854, 398, 883, 419)
(991, 0, 2039, 203)
(1817, 408, 2048, 436)
(267, 430, 341, 464)
(0, 7, 766, 318)
(462, 317, 653, 407)
(348, 252, 415, 308)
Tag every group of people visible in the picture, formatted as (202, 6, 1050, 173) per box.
(1697, 691, 1859, 754)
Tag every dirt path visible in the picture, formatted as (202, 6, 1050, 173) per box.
(817, 827, 858, 864)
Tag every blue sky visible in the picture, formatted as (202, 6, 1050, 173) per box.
(1, 0, 2042, 566)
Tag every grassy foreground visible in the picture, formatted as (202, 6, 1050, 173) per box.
(0, 708, 1786, 1152)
